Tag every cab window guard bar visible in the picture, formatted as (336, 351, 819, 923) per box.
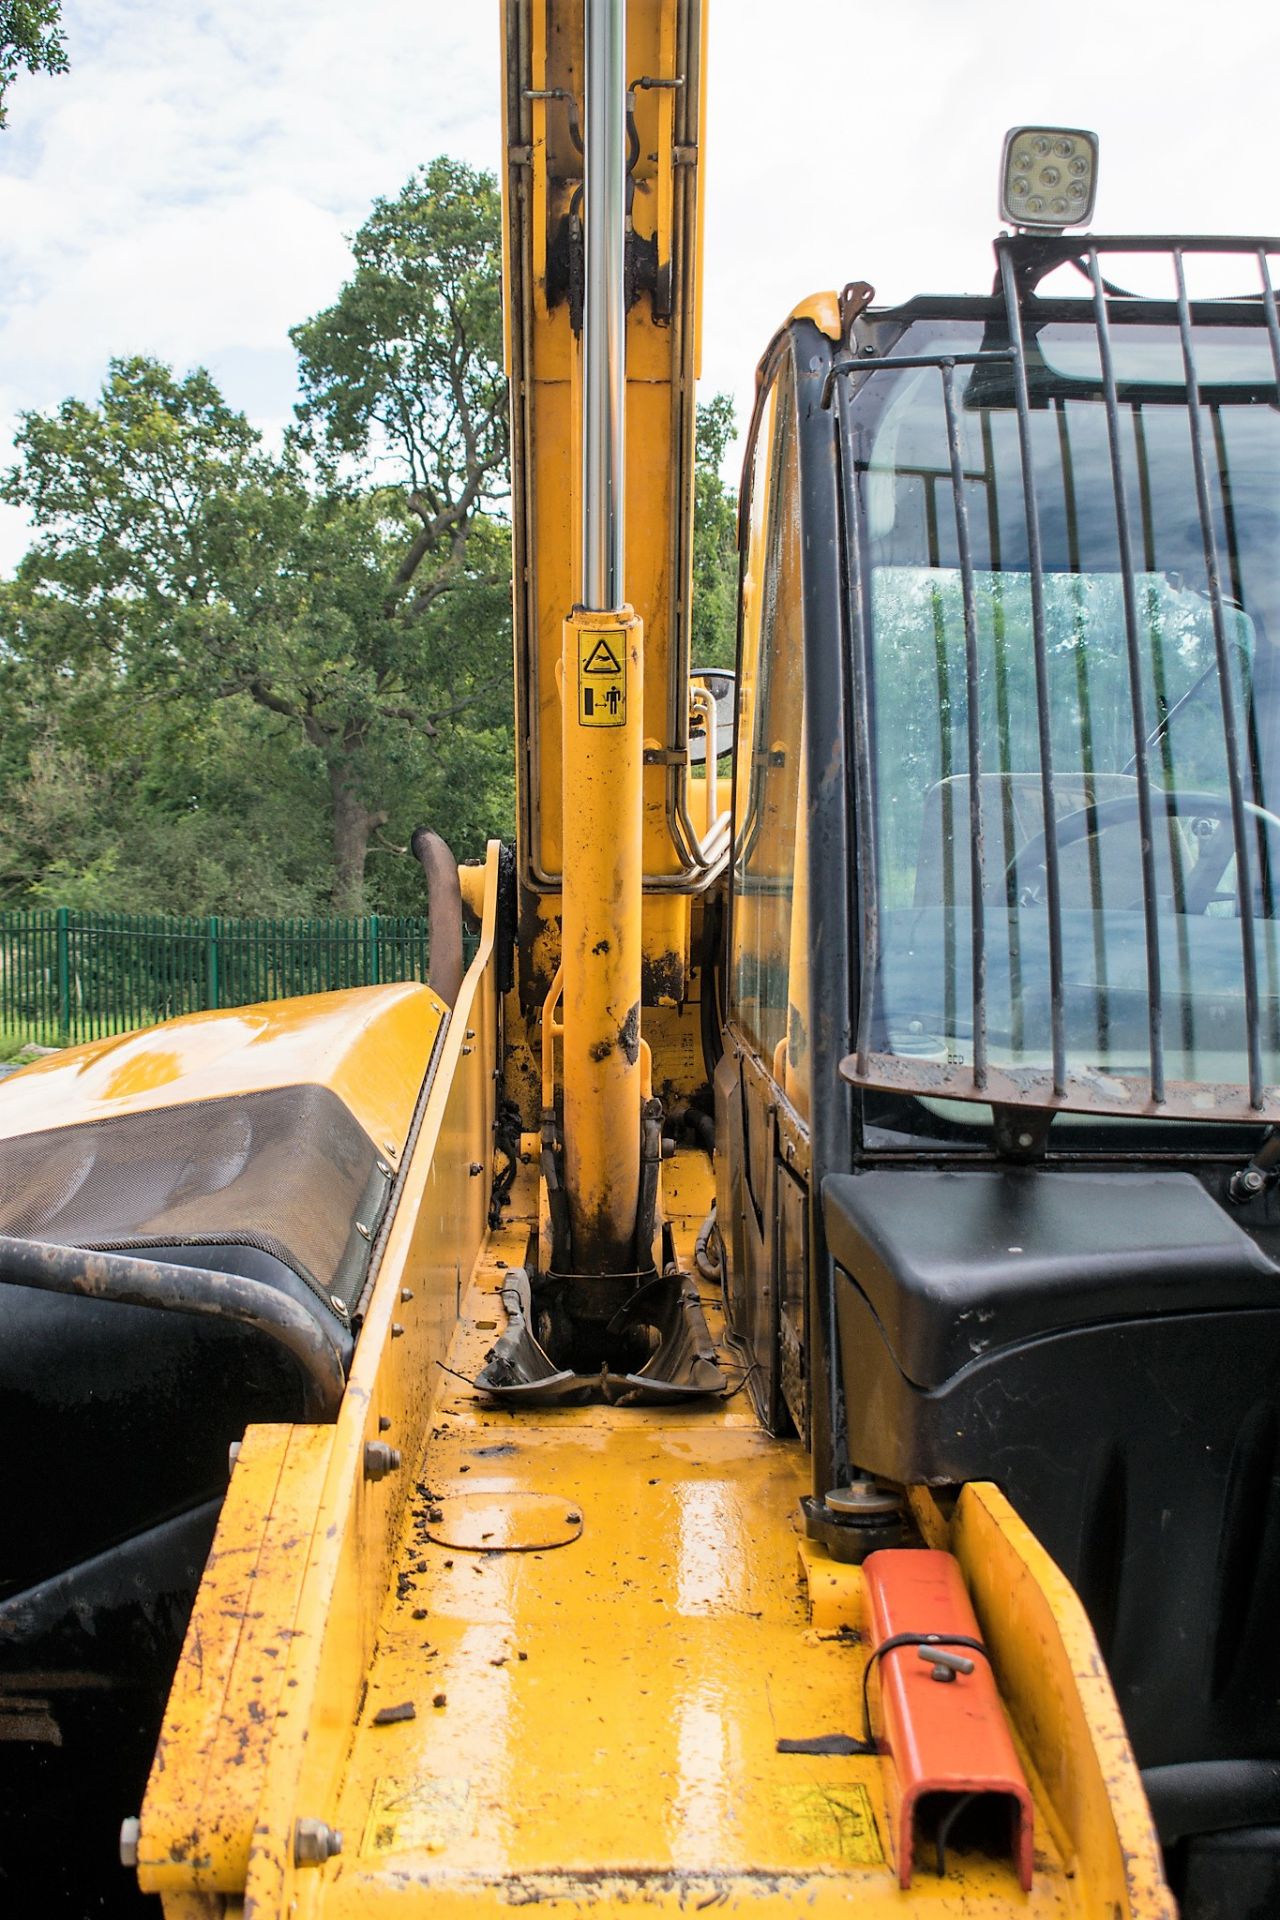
(830, 234, 1280, 1125)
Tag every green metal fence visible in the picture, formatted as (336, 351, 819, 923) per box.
(0, 907, 434, 1048)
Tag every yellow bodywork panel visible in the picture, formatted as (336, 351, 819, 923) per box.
(141, 1421, 337, 1894)
(140, 1101, 1171, 1918)
(0, 982, 442, 1163)
(783, 289, 842, 342)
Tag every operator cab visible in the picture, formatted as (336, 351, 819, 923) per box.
(714, 135, 1280, 1914)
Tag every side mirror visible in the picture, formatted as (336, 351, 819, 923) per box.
(689, 667, 737, 765)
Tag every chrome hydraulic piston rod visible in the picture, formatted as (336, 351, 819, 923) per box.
(580, 0, 627, 611)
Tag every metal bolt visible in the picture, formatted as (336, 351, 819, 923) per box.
(377, 1160, 392, 1177)
(462, 1045, 474, 1056)
(364, 1442, 402, 1482)
(294, 1818, 343, 1866)
(383, 1141, 397, 1156)
(228, 1440, 242, 1473)
(469, 1162, 484, 1177)
(119, 1817, 140, 1869)
(329, 1293, 348, 1318)
(1233, 1166, 1266, 1200)
(378, 1415, 392, 1433)
(391, 1322, 405, 1339)
(356, 1221, 371, 1240)
(465, 1028, 476, 1040)
(400, 1287, 415, 1303)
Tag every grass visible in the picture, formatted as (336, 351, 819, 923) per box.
(0, 1024, 49, 1067)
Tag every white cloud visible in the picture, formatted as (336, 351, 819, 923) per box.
(0, 0, 1276, 572)
(0, 3, 504, 566)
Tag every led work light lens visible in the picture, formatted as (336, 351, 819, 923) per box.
(1001, 126, 1098, 229)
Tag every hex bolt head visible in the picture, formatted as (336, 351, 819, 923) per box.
(294, 1817, 343, 1866)
(119, 1816, 140, 1869)
(400, 1287, 415, 1303)
(364, 1441, 402, 1482)
(1233, 1166, 1266, 1201)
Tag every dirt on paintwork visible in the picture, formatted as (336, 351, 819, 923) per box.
(641, 948, 685, 1008)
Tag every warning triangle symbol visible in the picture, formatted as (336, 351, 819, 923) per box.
(583, 637, 623, 675)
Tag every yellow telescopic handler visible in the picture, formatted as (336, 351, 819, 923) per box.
(3, 4, 1280, 1916)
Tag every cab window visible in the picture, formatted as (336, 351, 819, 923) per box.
(731, 355, 808, 1111)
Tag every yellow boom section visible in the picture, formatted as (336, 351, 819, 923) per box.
(502, 0, 714, 918)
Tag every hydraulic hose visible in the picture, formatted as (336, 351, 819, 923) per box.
(0, 1234, 347, 1421)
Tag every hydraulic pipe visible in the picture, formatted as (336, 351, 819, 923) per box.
(581, 0, 626, 610)
(0, 1234, 346, 1421)
(411, 826, 464, 1009)
(561, 0, 643, 1277)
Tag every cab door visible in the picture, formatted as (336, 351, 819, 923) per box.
(716, 345, 811, 1438)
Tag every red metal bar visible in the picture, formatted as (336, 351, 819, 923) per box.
(863, 1548, 1034, 1891)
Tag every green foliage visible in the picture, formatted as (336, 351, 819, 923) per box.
(0, 157, 742, 920)
(691, 393, 739, 670)
(0, 1024, 41, 1065)
(2, 161, 515, 916)
(292, 160, 506, 493)
(0, 0, 67, 127)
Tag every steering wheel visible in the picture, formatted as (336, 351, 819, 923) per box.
(1002, 788, 1280, 916)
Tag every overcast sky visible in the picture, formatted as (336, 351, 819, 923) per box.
(0, 0, 1275, 571)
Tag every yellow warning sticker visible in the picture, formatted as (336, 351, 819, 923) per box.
(783, 1782, 884, 1865)
(362, 1774, 472, 1856)
(578, 629, 626, 727)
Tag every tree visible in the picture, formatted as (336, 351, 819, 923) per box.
(691, 393, 739, 669)
(1, 1, 67, 127)
(291, 157, 508, 626)
(3, 338, 513, 913)
(2, 159, 514, 917)
(286, 155, 512, 906)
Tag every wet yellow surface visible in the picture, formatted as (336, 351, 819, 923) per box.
(310, 1159, 1083, 1918)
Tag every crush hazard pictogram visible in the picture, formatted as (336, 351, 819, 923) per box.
(578, 629, 626, 727)
(582, 637, 623, 676)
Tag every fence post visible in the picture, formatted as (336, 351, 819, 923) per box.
(369, 913, 380, 986)
(56, 906, 70, 1044)
(206, 916, 220, 1011)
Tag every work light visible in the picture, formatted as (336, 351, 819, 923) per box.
(1000, 127, 1099, 230)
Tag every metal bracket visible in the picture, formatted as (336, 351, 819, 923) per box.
(990, 1104, 1054, 1161)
